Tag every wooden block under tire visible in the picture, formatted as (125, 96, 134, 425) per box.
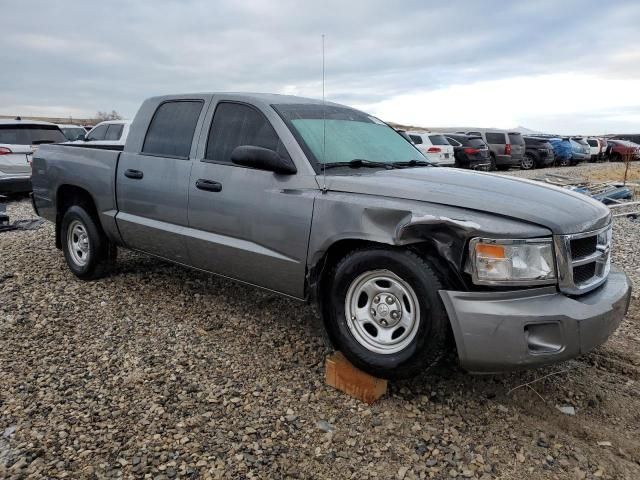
(325, 352, 387, 404)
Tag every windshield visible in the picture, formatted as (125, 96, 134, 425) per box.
(61, 127, 85, 141)
(0, 124, 66, 145)
(274, 104, 426, 168)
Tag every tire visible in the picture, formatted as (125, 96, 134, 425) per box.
(559, 156, 571, 167)
(611, 153, 622, 162)
(60, 205, 111, 280)
(521, 154, 535, 170)
(323, 248, 450, 379)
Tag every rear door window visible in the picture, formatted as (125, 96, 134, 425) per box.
(428, 135, 449, 146)
(143, 100, 204, 158)
(485, 132, 506, 144)
(587, 139, 598, 147)
(86, 124, 108, 141)
(105, 124, 124, 141)
(205, 102, 287, 164)
(409, 134, 423, 145)
(508, 133, 525, 145)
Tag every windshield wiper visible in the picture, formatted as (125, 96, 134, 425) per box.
(322, 159, 398, 170)
(393, 159, 438, 168)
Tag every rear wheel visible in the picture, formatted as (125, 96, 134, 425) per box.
(61, 205, 112, 280)
(610, 153, 622, 162)
(559, 156, 571, 167)
(323, 248, 450, 379)
(521, 154, 535, 170)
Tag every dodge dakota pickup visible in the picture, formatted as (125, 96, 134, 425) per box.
(31, 93, 632, 379)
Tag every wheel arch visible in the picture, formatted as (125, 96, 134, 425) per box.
(308, 232, 467, 306)
(55, 184, 101, 249)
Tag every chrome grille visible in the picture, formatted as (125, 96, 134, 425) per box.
(554, 225, 612, 295)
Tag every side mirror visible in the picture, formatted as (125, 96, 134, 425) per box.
(231, 145, 297, 175)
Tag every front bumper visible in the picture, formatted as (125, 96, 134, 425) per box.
(439, 268, 632, 373)
(0, 175, 32, 194)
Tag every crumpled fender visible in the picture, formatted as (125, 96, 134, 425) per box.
(306, 192, 551, 299)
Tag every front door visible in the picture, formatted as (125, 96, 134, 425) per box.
(116, 99, 206, 262)
(186, 101, 315, 298)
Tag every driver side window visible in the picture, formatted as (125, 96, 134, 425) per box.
(204, 102, 288, 164)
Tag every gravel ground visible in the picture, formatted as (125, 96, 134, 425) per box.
(1, 163, 639, 479)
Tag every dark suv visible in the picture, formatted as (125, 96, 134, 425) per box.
(522, 136, 555, 169)
(444, 134, 492, 170)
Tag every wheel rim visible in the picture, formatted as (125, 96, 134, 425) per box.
(522, 155, 534, 169)
(344, 269, 421, 355)
(67, 220, 90, 267)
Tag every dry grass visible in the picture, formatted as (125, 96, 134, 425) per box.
(583, 162, 640, 183)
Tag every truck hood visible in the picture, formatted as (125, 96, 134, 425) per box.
(320, 167, 611, 235)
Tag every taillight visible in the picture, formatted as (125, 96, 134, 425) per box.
(427, 147, 441, 153)
(0, 147, 12, 155)
(504, 144, 511, 155)
(464, 148, 480, 155)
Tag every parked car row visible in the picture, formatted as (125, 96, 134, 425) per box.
(0, 118, 131, 194)
(401, 128, 639, 171)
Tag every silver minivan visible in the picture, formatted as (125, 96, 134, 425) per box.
(466, 130, 524, 170)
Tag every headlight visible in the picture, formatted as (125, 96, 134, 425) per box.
(468, 238, 556, 286)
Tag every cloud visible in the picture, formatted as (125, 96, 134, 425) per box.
(0, 0, 639, 133)
(358, 73, 640, 134)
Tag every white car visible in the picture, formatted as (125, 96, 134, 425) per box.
(586, 137, 606, 161)
(83, 120, 131, 147)
(406, 131, 455, 166)
(58, 124, 87, 141)
(0, 119, 66, 193)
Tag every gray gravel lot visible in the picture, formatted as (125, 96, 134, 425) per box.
(1, 163, 639, 479)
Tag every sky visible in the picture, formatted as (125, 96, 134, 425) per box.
(2, 0, 640, 135)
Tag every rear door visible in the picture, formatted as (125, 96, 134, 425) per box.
(186, 100, 315, 298)
(115, 99, 207, 262)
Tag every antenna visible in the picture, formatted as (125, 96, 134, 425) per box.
(321, 33, 327, 193)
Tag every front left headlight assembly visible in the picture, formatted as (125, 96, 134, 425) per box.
(467, 238, 557, 286)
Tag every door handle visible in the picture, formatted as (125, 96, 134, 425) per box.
(124, 169, 144, 179)
(195, 179, 222, 192)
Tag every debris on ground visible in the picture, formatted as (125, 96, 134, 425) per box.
(533, 173, 634, 204)
(556, 405, 576, 416)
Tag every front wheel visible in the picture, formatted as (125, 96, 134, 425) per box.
(61, 205, 112, 280)
(559, 156, 571, 167)
(323, 249, 450, 379)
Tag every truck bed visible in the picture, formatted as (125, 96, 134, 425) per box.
(31, 143, 122, 243)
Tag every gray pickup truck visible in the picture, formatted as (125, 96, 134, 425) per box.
(31, 93, 631, 379)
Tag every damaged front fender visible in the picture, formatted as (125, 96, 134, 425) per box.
(306, 191, 552, 297)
